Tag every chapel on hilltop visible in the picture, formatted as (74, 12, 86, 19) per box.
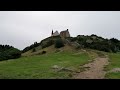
(51, 29, 70, 38)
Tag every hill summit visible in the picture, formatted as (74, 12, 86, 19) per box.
(22, 30, 120, 56)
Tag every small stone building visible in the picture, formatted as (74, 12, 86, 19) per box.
(60, 29, 70, 38)
(51, 29, 70, 38)
(51, 30, 59, 36)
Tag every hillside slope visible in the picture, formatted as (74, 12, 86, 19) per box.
(0, 51, 91, 79)
(22, 34, 120, 57)
(22, 44, 77, 57)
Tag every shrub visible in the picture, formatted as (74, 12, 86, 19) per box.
(55, 49, 61, 53)
(32, 48, 36, 52)
(55, 39, 64, 48)
(0, 47, 21, 61)
(41, 51, 46, 54)
(41, 40, 54, 49)
(22, 42, 40, 53)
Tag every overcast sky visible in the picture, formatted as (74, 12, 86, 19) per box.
(0, 11, 120, 50)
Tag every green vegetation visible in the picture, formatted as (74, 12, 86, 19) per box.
(32, 48, 36, 52)
(55, 38, 64, 48)
(22, 36, 61, 53)
(0, 51, 91, 79)
(22, 42, 40, 53)
(0, 45, 21, 61)
(22, 34, 120, 54)
(105, 73, 120, 79)
(105, 53, 120, 79)
(2, 33, 119, 79)
(68, 34, 120, 53)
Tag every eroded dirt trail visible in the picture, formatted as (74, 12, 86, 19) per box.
(74, 57, 109, 79)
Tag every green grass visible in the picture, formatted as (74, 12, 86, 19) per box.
(105, 72, 120, 79)
(105, 53, 120, 79)
(0, 52, 91, 79)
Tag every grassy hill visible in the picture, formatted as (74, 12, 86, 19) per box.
(0, 41, 120, 79)
(22, 44, 77, 56)
(22, 34, 120, 56)
(0, 50, 93, 79)
(0, 34, 120, 79)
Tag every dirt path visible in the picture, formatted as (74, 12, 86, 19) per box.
(74, 56, 109, 79)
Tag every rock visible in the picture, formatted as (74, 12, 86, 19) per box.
(109, 68, 120, 73)
(83, 50, 86, 52)
(52, 65, 59, 69)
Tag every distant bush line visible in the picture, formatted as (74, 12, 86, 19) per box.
(0, 45, 21, 61)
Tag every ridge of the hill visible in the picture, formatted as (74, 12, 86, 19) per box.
(22, 34, 120, 56)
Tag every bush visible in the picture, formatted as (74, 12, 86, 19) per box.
(75, 45, 81, 49)
(32, 48, 36, 52)
(55, 49, 61, 53)
(41, 51, 46, 54)
(0, 47, 21, 61)
(41, 40, 54, 49)
(110, 38, 119, 43)
(22, 42, 40, 53)
(55, 39, 64, 48)
(76, 35, 120, 53)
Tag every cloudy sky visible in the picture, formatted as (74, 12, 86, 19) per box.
(0, 11, 120, 50)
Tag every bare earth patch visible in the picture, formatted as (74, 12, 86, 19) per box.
(74, 57, 109, 79)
